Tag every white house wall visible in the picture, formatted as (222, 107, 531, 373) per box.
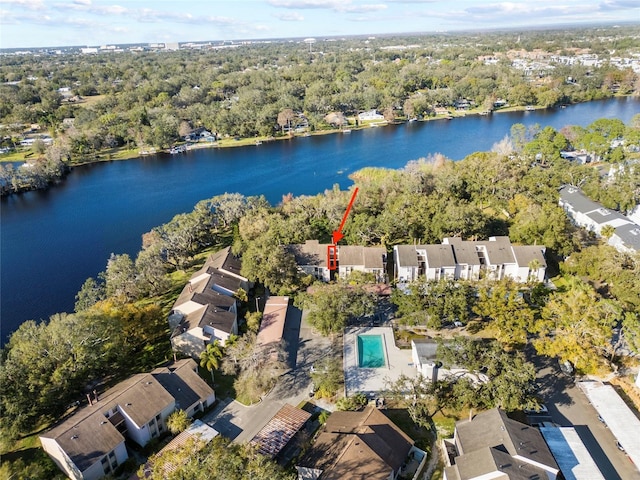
(86, 442, 128, 480)
(40, 437, 84, 480)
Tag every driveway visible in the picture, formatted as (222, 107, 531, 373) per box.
(528, 348, 640, 480)
(203, 307, 334, 444)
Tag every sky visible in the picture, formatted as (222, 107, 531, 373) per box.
(0, 0, 639, 49)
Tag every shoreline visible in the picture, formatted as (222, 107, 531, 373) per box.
(1, 96, 636, 173)
(0, 102, 573, 167)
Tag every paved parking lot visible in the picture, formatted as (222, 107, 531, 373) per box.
(528, 347, 640, 480)
(203, 307, 334, 444)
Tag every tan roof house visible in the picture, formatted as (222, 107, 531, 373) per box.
(296, 406, 423, 480)
(170, 247, 249, 358)
(40, 359, 214, 480)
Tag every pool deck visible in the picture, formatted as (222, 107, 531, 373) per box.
(343, 326, 418, 397)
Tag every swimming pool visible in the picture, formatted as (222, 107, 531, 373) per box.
(357, 335, 386, 368)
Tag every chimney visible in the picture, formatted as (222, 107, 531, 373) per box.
(86, 393, 93, 406)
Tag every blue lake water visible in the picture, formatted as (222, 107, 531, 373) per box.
(1, 97, 639, 344)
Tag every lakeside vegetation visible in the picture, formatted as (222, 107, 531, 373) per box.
(2, 24, 640, 194)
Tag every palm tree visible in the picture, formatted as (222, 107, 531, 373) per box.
(166, 409, 191, 435)
(200, 340, 223, 383)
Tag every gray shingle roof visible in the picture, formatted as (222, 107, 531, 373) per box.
(614, 223, 640, 251)
(42, 409, 124, 472)
(455, 409, 558, 471)
(511, 245, 547, 268)
(152, 359, 214, 412)
(394, 245, 419, 267)
(558, 185, 602, 214)
(339, 245, 385, 268)
(204, 246, 244, 278)
(443, 238, 481, 265)
(424, 244, 455, 268)
(288, 240, 329, 268)
(477, 237, 515, 265)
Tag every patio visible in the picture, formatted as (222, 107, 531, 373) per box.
(343, 326, 418, 397)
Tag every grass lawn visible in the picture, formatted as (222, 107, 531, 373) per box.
(383, 408, 433, 452)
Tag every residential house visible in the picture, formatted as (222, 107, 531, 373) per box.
(337, 245, 387, 282)
(288, 240, 332, 282)
(184, 127, 215, 142)
(289, 241, 387, 283)
(560, 150, 593, 164)
(358, 110, 385, 121)
(296, 406, 423, 480)
(40, 359, 214, 480)
(151, 359, 216, 417)
(170, 247, 248, 358)
(559, 185, 640, 253)
(443, 408, 560, 480)
(394, 236, 546, 284)
(411, 340, 488, 384)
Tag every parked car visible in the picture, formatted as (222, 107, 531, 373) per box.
(616, 440, 625, 452)
(524, 404, 549, 415)
(559, 359, 574, 375)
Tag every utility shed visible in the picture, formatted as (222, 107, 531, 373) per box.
(577, 381, 640, 468)
(540, 426, 605, 480)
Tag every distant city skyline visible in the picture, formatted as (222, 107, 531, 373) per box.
(1, 0, 639, 49)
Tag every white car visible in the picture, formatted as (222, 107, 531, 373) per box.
(524, 404, 549, 415)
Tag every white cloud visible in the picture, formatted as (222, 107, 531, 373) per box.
(73, 0, 91, 5)
(275, 12, 305, 21)
(94, 4, 128, 15)
(268, 0, 346, 10)
(600, 0, 640, 9)
(341, 3, 387, 13)
(0, 0, 46, 10)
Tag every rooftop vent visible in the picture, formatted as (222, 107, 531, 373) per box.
(71, 435, 78, 440)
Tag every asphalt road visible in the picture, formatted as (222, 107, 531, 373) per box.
(529, 348, 640, 480)
(203, 307, 335, 444)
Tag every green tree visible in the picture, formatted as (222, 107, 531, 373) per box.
(166, 409, 191, 435)
(533, 278, 620, 373)
(200, 340, 223, 383)
(295, 283, 375, 335)
(473, 279, 536, 345)
(74, 277, 105, 312)
(101, 253, 139, 301)
(310, 357, 343, 398)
